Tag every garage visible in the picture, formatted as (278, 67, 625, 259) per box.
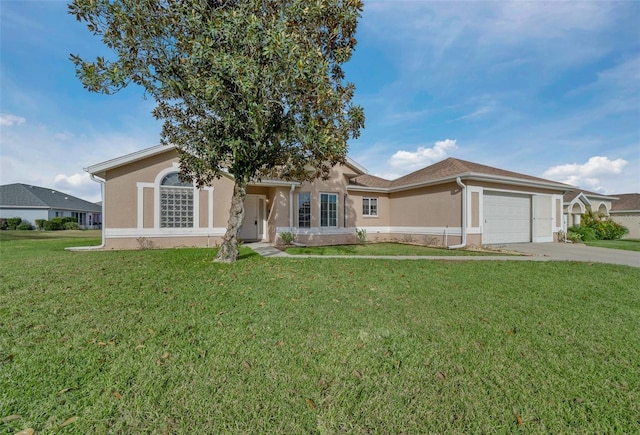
(483, 191, 531, 244)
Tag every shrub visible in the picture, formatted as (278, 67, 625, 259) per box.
(64, 222, 81, 230)
(571, 211, 629, 241)
(35, 219, 47, 230)
(593, 219, 628, 240)
(356, 227, 367, 243)
(7, 217, 22, 230)
(280, 231, 295, 245)
(568, 225, 597, 242)
(42, 220, 56, 231)
(0, 218, 8, 230)
(43, 218, 63, 231)
(17, 221, 34, 230)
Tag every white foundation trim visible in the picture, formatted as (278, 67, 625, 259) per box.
(277, 226, 462, 236)
(106, 227, 226, 238)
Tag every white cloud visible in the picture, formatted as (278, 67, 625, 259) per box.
(543, 156, 629, 193)
(457, 104, 496, 121)
(54, 172, 100, 202)
(0, 113, 26, 126)
(0, 117, 159, 203)
(54, 172, 91, 188)
(388, 139, 458, 172)
(54, 131, 75, 141)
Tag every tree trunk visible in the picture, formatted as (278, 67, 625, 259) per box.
(215, 178, 247, 263)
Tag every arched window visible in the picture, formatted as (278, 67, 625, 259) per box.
(160, 173, 193, 228)
(598, 203, 608, 216)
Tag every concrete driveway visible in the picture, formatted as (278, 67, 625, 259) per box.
(505, 242, 640, 268)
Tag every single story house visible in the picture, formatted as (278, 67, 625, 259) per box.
(610, 193, 640, 239)
(85, 145, 573, 249)
(0, 183, 102, 229)
(562, 189, 618, 229)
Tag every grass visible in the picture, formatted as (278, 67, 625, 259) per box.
(0, 229, 102, 242)
(286, 242, 511, 256)
(1, 232, 639, 433)
(583, 238, 640, 252)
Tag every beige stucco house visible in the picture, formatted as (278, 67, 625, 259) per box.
(610, 193, 640, 239)
(86, 145, 573, 250)
(562, 189, 617, 230)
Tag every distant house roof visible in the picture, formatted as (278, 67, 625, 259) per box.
(611, 193, 640, 213)
(349, 157, 573, 192)
(0, 183, 101, 213)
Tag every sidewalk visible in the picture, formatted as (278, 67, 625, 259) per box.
(244, 242, 291, 258)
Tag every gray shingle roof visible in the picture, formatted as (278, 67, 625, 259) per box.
(0, 184, 101, 212)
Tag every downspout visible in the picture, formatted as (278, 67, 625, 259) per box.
(66, 173, 106, 251)
(288, 184, 296, 232)
(448, 177, 467, 249)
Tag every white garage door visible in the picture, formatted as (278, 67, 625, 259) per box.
(483, 192, 531, 244)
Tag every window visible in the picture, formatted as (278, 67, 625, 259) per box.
(362, 198, 378, 216)
(320, 193, 338, 227)
(160, 172, 193, 228)
(298, 192, 311, 228)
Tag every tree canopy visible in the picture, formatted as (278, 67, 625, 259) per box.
(69, 0, 365, 261)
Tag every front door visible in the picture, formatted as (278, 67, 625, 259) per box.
(239, 195, 261, 241)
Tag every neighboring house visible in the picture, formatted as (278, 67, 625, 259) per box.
(562, 189, 617, 229)
(609, 193, 640, 239)
(0, 183, 102, 229)
(85, 145, 573, 249)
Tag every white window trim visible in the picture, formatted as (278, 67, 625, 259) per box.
(362, 197, 378, 217)
(319, 192, 339, 228)
(297, 192, 311, 228)
(154, 163, 198, 230)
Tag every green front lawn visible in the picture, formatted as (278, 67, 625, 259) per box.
(1, 233, 639, 433)
(286, 242, 511, 256)
(583, 238, 640, 252)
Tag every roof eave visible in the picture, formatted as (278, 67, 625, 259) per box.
(610, 209, 640, 214)
(346, 185, 390, 193)
(348, 172, 573, 193)
(585, 194, 619, 201)
(0, 205, 49, 209)
(345, 157, 368, 175)
(85, 144, 172, 175)
(464, 173, 574, 191)
(250, 179, 300, 187)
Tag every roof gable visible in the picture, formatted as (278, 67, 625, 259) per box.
(0, 183, 101, 212)
(563, 191, 592, 208)
(564, 188, 617, 202)
(86, 144, 368, 180)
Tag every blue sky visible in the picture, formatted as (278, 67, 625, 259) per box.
(1, 1, 639, 203)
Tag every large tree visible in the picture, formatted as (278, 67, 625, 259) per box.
(69, 0, 364, 262)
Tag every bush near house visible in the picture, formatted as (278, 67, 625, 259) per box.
(42, 217, 78, 231)
(64, 222, 81, 230)
(568, 210, 629, 242)
(279, 231, 295, 246)
(35, 219, 47, 230)
(16, 220, 34, 230)
(7, 217, 22, 230)
(0, 217, 82, 231)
